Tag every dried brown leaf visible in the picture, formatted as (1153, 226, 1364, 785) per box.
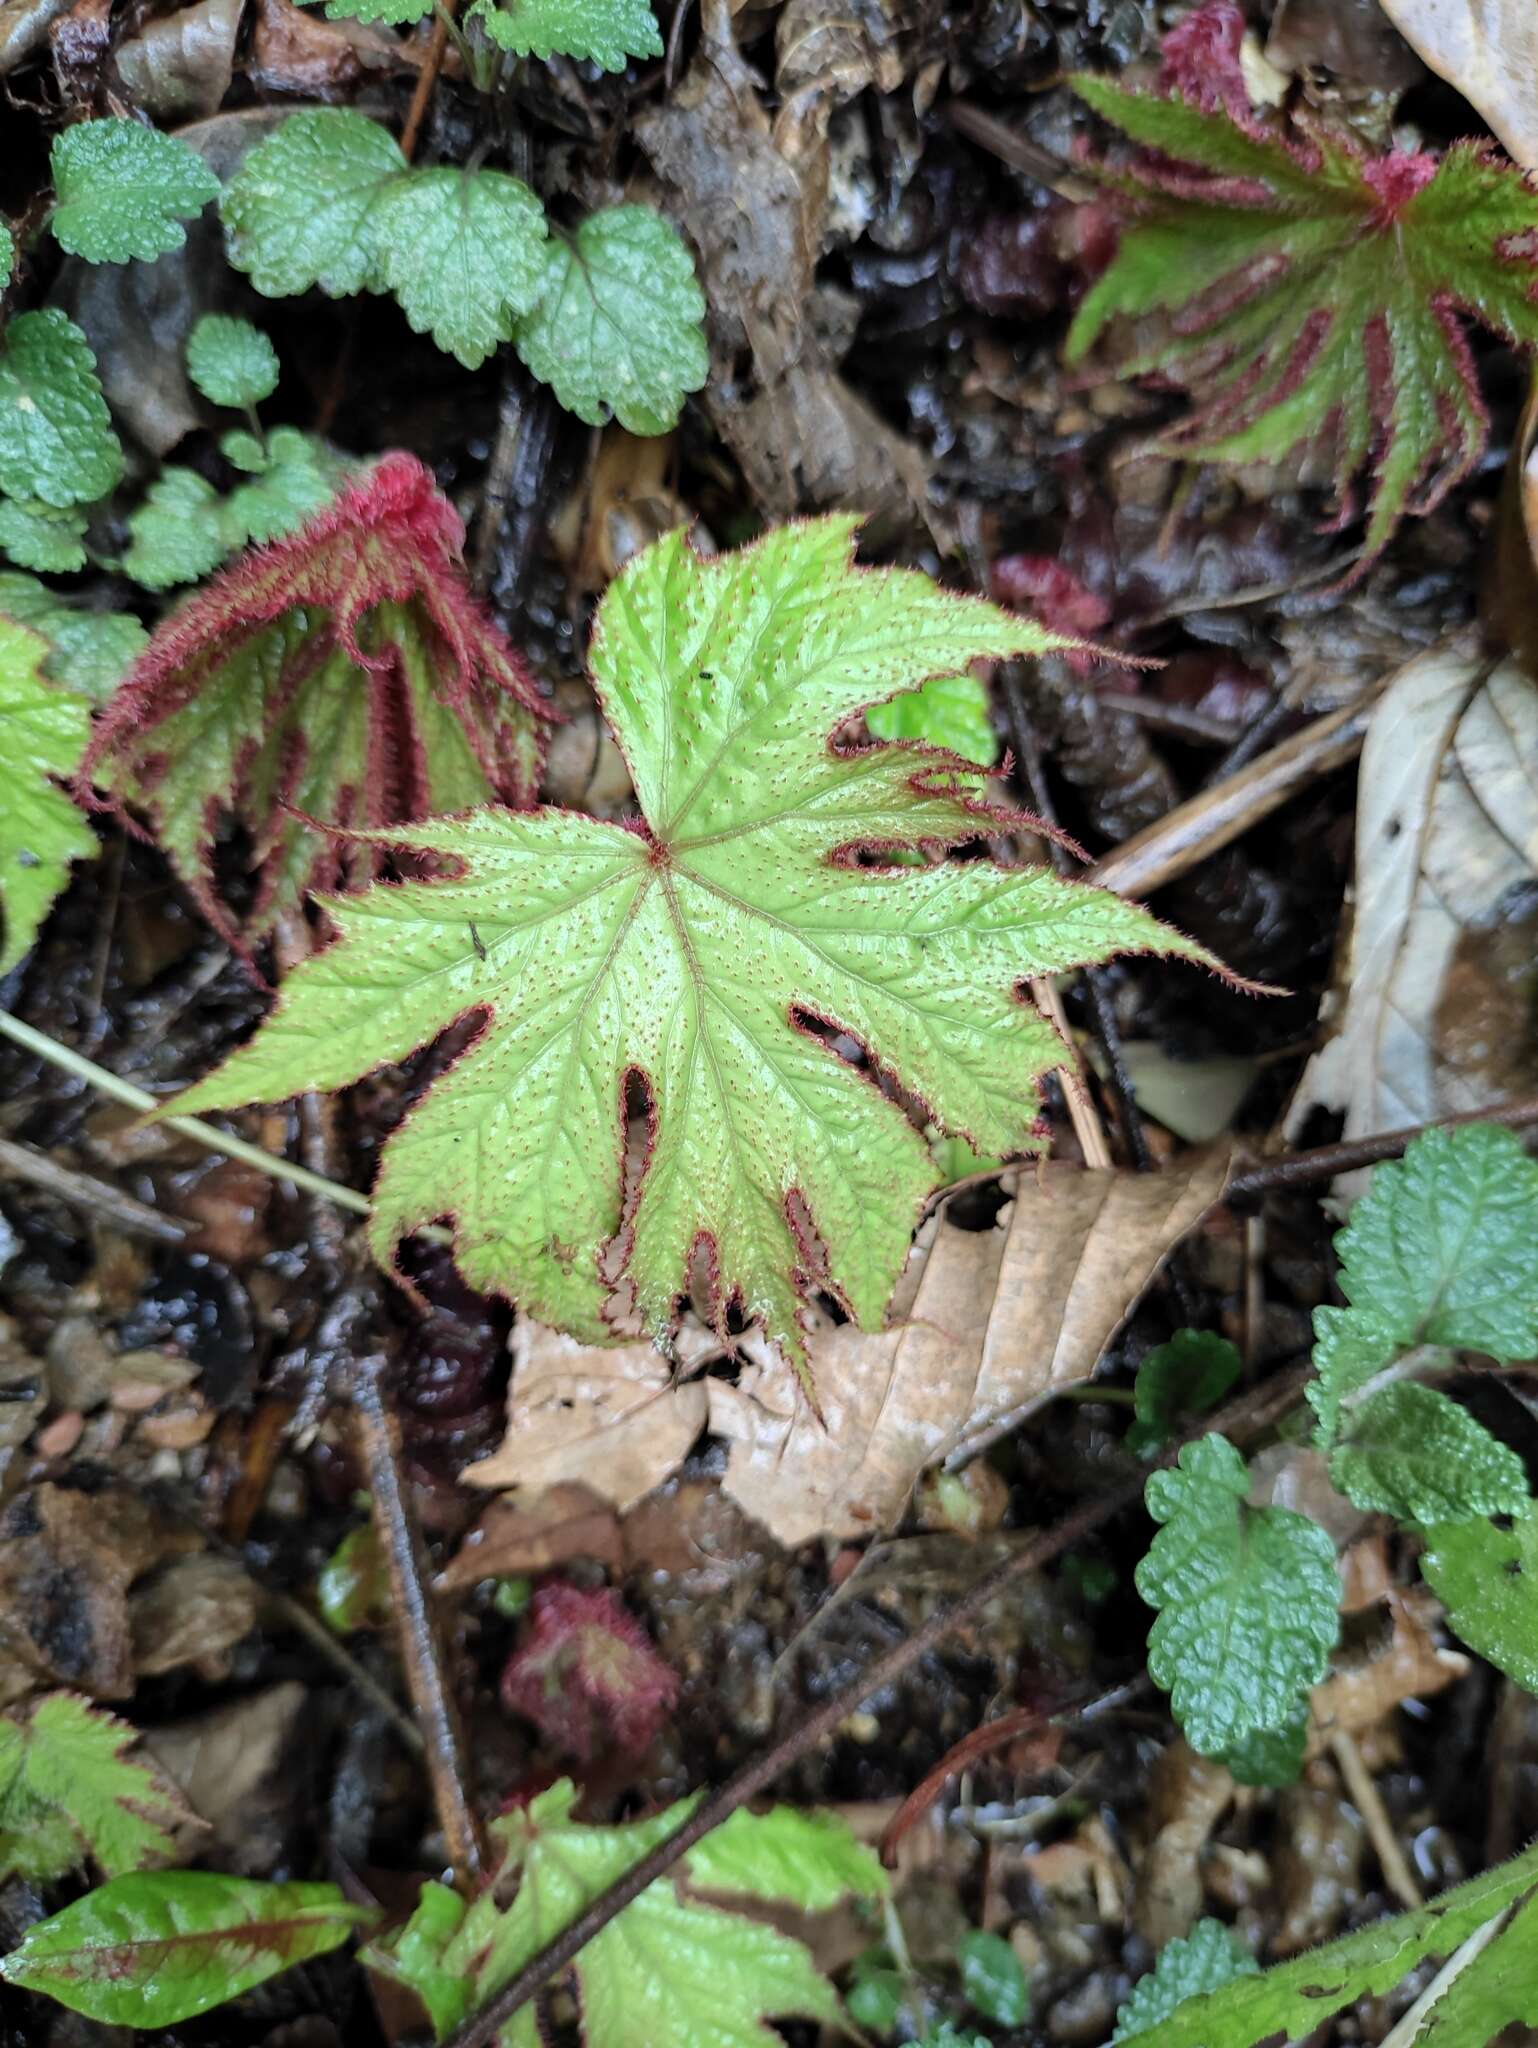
(1287, 640, 1538, 1177)
(439, 1483, 625, 1591)
(1376, 0, 1538, 170)
(112, 0, 243, 121)
(712, 1150, 1233, 1545)
(1308, 1594, 1468, 1748)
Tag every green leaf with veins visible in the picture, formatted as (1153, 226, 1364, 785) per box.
(427, 1780, 882, 2048)
(1112, 1919, 1257, 2043)
(1066, 79, 1538, 573)
(514, 206, 706, 435)
(50, 118, 219, 264)
(1310, 1125, 1538, 1443)
(1127, 1327, 1241, 1456)
(221, 108, 405, 300)
(1221, 1701, 1308, 1788)
(0, 497, 87, 573)
(1330, 1381, 1530, 1524)
(371, 168, 547, 370)
(0, 617, 94, 973)
(1421, 1502, 1538, 1693)
(866, 671, 998, 767)
(186, 314, 280, 409)
(0, 573, 146, 700)
(0, 1871, 376, 2026)
(173, 518, 1215, 1378)
(0, 310, 121, 510)
(122, 468, 227, 590)
(1136, 1434, 1339, 1758)
(362, 1879, 471, 2037)
(222, 427, 345, 546)
(220, 428, 267, 473)
(0, 1694, 189, 1884)
(471, 0, 661, 67)
(1111, 1839, 1538, 2048)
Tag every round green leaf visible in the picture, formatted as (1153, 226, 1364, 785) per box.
(50, 118, 219, 264)
(187, 314, 280, 409)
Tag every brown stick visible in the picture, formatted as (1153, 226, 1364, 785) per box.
(354, 1354, 485, 1888)
(437, 1360, 1311, 2048)
(1086, 696, 1375, 901)
(400, 0, 457, 162)
(1226, 1097, 1538, 1204)
(0, 1134, 186, 1242)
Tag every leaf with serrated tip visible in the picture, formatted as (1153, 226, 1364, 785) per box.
(1310, 1125, 1538, 1443)
(1112, 1919, 1257, 2043)
(1330, 1381, 1530, 1524)
(1421, 1502, 1538, 1693)
(1067, 78, 1538, 575)
(0, 617, 94, 974)
(514, 205, 706, 434)
(221, 108, 405, 300)
(0, 1872, 377, 2026)
(372, 168, 547, 370)
(122, 468, 227, 590)
(0, 310, 121, 510)
(472, 0, 661, 68)
(0, 1693, 191, 1884)
(170, 517, 1224, 1380)
(0, 573, 146, 700)
(1136, 1432, 1340, 1757)
(50, 118, 219, 264)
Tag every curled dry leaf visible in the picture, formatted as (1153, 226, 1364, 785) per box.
(1288, 638, 1538, 1177)
(466, 1152, 1231, 1545)
(1307, 1594, 1468, 1749)
(1376, 0, 1538, 171)
(111, 0, 243, 121)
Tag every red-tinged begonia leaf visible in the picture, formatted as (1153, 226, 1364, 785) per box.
(81, 452, 550, 950)
(1066, 72, 1538, 574)
(0, 1871, 376, 2026)
(501, 1584, 679, 1758)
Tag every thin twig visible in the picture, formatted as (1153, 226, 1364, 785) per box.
(0, 1133, 186, 1242)
(438, 1360, 1311, 2048)
(0, 1010, 372, 1217)
(1226, 1098, 1538, 1204)
(354, 1353, 485, 1889)
(400, 0, 458, 161)
(1085, 695, 1375, 901)
(1329, 1729, 1422, 1910)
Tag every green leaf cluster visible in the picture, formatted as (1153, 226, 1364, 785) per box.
(1066, 79, 1538, 572)
(171, 516, 1213, 1382)
(221, 111, 705, 428)
(364, 1780, 886, 2046)
(0, 1694, 188, 1885)
(1112, 1839, 1538, 2048)
(307, 0, 662, 72)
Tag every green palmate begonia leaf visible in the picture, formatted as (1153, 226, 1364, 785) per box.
(0, 1693, 189, 1885)
(865, 671, 998, 768)
(1067, 78, 1538, 573)
(0, 616, 95, 974)
(513, 206, 707, 435)
(171, 518, 1220, 1379)
(49, 118, 219, 264)
(0, 310, 121, 511)
(0, 1872, 376, 2026)
(1136, 1433, 1339, 1759)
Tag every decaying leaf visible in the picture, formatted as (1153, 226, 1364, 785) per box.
(1377, 0, 1538, 171)
(468, 1151, 1231, 1544)
(1288, 639, 1538, 1169)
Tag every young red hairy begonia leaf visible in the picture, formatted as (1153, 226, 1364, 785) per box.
(1067, 72, 1538, 573)
(500, 1584, 679, 1759)
(81, 453, 549, 949)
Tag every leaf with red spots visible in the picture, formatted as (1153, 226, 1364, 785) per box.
(169, 517, 1221, 1384)
(500, 1584, 679, 1758)
(1067, 71, 1538, 573)
(81, 453, 549, 950)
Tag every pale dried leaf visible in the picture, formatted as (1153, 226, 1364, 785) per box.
(1307, 1595, 1468, 1748)
(712, 1151, 1232, 1545)
(439, 1484, 624, 1591)
(1377, 0, 1538, 170)
(463, 1321, 714, 1512)
(1288, 640, 1538, 1179)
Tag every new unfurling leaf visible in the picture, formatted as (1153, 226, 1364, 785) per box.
(169, 518, 1220, 1379)
(500, 1584, 679, 1759)
(82, 453, 547, 948)
(1067, 75, 1538, 572)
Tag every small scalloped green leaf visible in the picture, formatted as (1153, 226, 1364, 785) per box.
(471, 0, 661, 68)
(0, 310, 121, 510)
(50, 119, 219, 264)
